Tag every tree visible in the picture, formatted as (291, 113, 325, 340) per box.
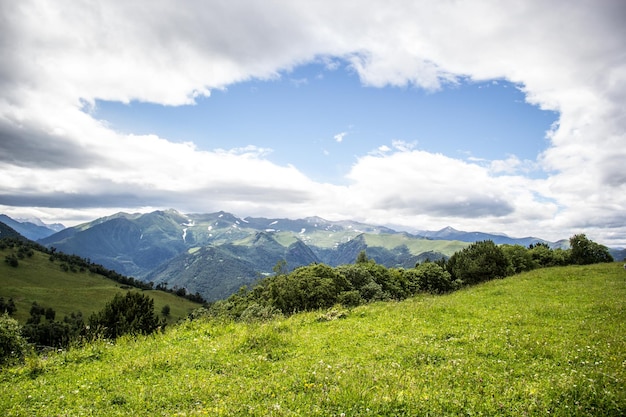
(161, 304, 171, 317)
(501, 244, 535, 274)
(356, 250, 369, 264)
(0, 298, 17, 316)
(412, 262, 456, 294)
(0, 313, 28, 366)
(4, 254, 18, 267)
(569, 234, 614, 265)
(446, 240, 509, 285)
(268, 264, 351, 313)
(89, 292, 163, 340)
(272, 259, 288, 275)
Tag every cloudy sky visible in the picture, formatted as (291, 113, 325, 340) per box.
(1, 1, 625, 246)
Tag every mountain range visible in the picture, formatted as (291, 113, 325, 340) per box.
(0, 209, 557, 301)
(4, 209, 622, 301)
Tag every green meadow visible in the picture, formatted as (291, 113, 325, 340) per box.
(0, 247, 202, 325)
(1, 263, 625, 416)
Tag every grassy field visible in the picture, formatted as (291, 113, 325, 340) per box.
(0, 248, 202, 324)
(1, 263, 625, 416)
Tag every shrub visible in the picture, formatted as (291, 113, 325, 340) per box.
(88, 292, 163, 340)
(569, 234, 613, 265)
(4, 254, 18, 267)
(337, 290, 362, 307)
(0, 313, 28, 366)
(413, 262, 456, 294)
(501, 244, 535, 274)
(447, 240, 509, 285)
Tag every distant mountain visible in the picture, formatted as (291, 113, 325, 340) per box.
(610, 248, 626, 262)
(417, 226, 553, 247)
(0, 214, 65, 240)
(40, 209, 569, 301)
(15, 217, 65, 232)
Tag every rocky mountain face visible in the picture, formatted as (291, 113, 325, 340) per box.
(36, 209, 555, 301)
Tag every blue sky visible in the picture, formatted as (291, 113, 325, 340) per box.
(94, 62, 556, 184)
(1, 1, 624, 246)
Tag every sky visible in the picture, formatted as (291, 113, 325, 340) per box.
(1, 0, 625, 246)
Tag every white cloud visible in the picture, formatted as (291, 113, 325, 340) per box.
(391, 140, 417, 152)
(489, 155, 538, 175)
(1, 1, 625, 245)
(333, 132, 347, 143)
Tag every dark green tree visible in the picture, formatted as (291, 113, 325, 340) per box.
(446, 240, 509, 285)
(569, 234, 613, 265)
(501, 244, 535, 274)
(272, 259, 288, 275)
(0, 298, 17, 316)
(412, 262, 456, 294)
(268, 264, 351, 313)
(0, 313, 28, 366)
(4, 254, 18, 267)
(356, 250, 369, 264)
(88, 292, 163, 340)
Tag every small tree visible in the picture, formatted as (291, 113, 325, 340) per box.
(501, 244, 535, 274)
(0, 313, 28, 366)
(356, 250, 369, 264)
(4, 254, 18, 267)
(0, 298, 17, 316)
(413, 262, 456, 294)
(89, 292, 162, 340)
(569, 234, 613, 265)
(447, 240, 509, 285)
(161, 304, 171, 318)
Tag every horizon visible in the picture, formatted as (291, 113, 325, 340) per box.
(1, 1, 625, 246)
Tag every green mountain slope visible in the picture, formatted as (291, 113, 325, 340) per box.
(1, 263, 624, 415)
(0, 245, 202, 325)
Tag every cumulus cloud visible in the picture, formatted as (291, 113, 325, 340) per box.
(0, 0, 625, 245)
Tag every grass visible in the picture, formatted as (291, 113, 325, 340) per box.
(0, 248, 202, 324)
(1, 263, 625, 416)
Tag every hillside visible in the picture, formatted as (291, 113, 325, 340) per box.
(0, 243, 203, 325)
(1, 263, 624, 416)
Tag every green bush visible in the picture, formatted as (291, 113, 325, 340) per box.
(501, 244, 535, 274)
(88, 292, 163, 340)
(446, 240, 509, 285)
(0, 313, 28, 366)
(413, 262, 456, 294)
(337, 290, 362, 307)
(569, 234, 613, 265)
(268, 264, 351, 313)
